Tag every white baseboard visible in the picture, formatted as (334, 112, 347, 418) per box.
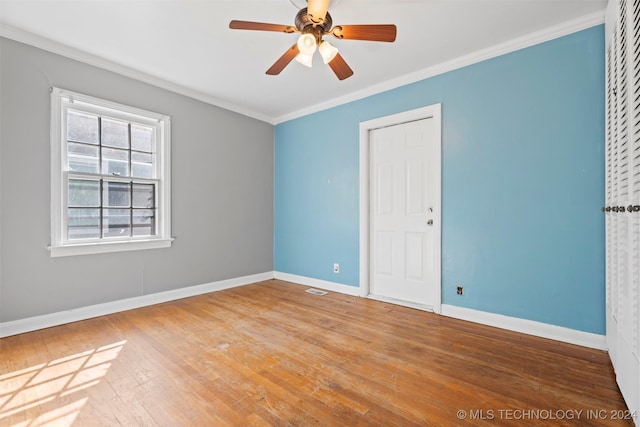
(441, 304, 607, 350)
(273, 272, 361, 297)
(273, 273, 607, 350)
(2, 271, 607, 352)
(0, 271, 274, 338)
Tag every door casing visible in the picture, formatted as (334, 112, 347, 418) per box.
(359, 104, 442, 313)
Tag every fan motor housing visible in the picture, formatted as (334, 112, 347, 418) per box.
(295, 7, 332, 32)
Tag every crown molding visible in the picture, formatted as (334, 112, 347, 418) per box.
(0, 23, 273, 124)
(1, 8, 605, 127)
(272, 10, 605, 124)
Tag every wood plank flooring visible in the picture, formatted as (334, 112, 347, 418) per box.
(0, 279, 633, 426)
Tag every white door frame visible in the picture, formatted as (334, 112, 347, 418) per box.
(359, 104, 442, 314)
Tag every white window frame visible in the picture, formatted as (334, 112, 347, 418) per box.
(49, 87, 173, 257)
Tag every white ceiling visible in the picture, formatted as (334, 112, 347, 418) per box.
(0, 0, 606, 123)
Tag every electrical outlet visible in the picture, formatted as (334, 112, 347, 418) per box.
(456, 286, 464, 295)
(333, 263, 340, 273)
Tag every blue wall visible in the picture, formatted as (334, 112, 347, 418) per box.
(275, 26, 605, 334)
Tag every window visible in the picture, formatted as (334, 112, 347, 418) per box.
(49, 87, 172, 257)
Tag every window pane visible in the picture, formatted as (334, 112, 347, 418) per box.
(132, 183, 155, 208)
(102, 147, 130, 176)
(68, 208, 100, 239)
(68, 179, 100, 207)
(103, 208, 131, 237)
(102, 118, 129, 149)
(131, 152, 153, 178)
(53, 89, 170, 252)
(68, 142, 99, 173)
(103, 181, 130, 207)
(133, 209, 156, 236)
(131, 124, 154, 153)
(67, 111, 99, 144)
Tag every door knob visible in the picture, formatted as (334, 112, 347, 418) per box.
(427, 219, 433, 226)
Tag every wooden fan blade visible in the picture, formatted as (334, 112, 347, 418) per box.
(331, 24, 397, 42)
(307, 0, 331, 23)
(229, 20, 296, 33)
(328, 53, 353, 80)
(266, 44, 300, 75)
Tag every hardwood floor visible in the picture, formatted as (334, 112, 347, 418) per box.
(0, 279, 633, 426)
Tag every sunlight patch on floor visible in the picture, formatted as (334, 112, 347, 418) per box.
(0, 340, 126, 426)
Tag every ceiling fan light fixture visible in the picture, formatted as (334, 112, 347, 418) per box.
(297, 33, 317, 55)
(318, 41, 339, 64)
(295, 52, 314, 68)
(230, 0, 394, 80)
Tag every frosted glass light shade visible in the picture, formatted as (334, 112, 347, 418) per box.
(319, 41, 338, 64)
(295, 53, 314, 68)
(297, 33, 317, 55)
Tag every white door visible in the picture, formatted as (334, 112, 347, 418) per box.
(369, 118, 439, 308)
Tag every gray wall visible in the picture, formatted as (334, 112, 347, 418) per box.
(0, 37, 274, 323)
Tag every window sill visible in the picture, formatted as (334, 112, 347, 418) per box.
(48, 238, 174, 257)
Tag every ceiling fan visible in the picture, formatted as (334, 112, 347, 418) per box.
(229, 0, 397, 80)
